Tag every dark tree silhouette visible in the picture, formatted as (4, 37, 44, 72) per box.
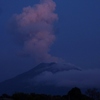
(86, 88, 100, 100)
(68, 87, 82, 100)
(0, 87, 96, 100)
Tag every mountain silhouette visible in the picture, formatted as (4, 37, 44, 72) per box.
(0, 62, 81, 95)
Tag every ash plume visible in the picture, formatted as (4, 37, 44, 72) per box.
(10, 0, 63, 63)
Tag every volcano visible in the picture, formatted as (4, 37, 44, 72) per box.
(0, 62, 81, 95)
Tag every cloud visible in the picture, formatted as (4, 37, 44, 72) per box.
(9, 0, 64, 63)
(33, 69, 100, 88)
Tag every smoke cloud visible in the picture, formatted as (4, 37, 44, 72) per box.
(10, 0, 62, 63)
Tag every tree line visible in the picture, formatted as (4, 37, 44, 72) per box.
(0, 87, 100, 100)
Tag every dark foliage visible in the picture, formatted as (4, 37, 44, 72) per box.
(0, 87, 98, 100)
(67, 87, 82, 100)
(86, 88, 100, 100)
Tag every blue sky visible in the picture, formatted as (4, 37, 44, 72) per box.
(0, 0, 100, 82)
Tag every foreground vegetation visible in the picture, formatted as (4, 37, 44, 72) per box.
(0, 87, 100, 100)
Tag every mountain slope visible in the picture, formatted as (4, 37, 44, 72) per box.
(0, 62, 81, 95)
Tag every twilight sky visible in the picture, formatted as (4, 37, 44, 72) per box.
(0, 0, 100, 82)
